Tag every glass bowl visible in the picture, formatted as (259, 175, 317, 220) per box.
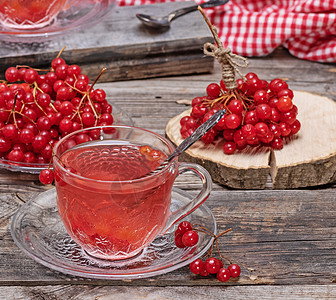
(0, 103, 133, 174)
(0, 0, 115, 43)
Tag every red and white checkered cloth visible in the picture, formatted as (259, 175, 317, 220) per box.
(118, 0, 336, 62)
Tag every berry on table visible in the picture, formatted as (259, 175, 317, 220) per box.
(228, 263, 241, 278)
(217, 268, 231, 282)
(174, 221, 241, 283)
(39, 169, 54, 185)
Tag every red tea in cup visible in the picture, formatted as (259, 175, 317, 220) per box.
(53, 126, 212, 260)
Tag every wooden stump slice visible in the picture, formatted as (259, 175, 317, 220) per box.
(165, 91, 336, 189)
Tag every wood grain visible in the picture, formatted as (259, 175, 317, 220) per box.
(1, 285, 336, 300)
(165, 91, 336, 189)
(1, 189, 335, 286)
(0, 48, 335, 298)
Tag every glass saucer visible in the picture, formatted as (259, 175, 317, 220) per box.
(0, 0, 115, 43)
(11, 187, 216, 280)
(0, 103, 133, 174)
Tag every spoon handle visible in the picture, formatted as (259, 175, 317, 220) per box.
(166, 109, 226, 162)
(168, 0, 230, 21)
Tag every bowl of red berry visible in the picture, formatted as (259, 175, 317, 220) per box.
(0, 54, 133, 174)
(0, 0, 115, 42)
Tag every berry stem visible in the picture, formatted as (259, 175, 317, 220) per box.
(88, 68, 107, 93)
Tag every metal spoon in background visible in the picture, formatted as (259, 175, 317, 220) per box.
(136, 0, 229, 29)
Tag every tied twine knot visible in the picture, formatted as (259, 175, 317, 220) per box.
(203, 25, 248, 90)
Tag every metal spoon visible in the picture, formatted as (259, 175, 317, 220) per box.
(149, 109, 226, 175)
(136, 0, 229, 29)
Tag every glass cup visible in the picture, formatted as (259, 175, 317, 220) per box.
(0, 0, 71, 29)
(53, 125, 212, 261)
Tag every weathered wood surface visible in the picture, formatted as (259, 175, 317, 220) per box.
(166, 91, 336, 189)
(0, 48, 335, 299)
(0, 2, 214, 82)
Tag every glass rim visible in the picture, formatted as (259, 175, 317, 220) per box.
(53, 125, 177, 184)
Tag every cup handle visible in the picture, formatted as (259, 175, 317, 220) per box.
(163, 162, 212, 233)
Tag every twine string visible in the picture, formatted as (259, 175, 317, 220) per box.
(202, 18, 249, 90)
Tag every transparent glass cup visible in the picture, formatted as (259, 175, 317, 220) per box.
(53, 125, 212, 260)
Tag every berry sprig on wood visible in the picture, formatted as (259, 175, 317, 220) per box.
(174, 221, 240, 282)
(179, 8, 301, 155)
(0, 48, 114, 184)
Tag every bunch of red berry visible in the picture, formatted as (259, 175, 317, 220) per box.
(0, 50, 113, 184)
(174, 221, 241, 282)
(180, 73, 301, 154)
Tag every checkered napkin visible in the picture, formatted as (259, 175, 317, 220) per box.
(118, 0, 336, 62)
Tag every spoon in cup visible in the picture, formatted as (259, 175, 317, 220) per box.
(149, 109, 226, 175)
(136, 0, 229, 29)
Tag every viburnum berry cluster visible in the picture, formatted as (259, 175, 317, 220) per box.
(180, 73, 301, 155)
(0, 50, 113, 184)
(174, 221, 240, 282)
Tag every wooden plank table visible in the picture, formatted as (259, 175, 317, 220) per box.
(0, 47, 336, 299)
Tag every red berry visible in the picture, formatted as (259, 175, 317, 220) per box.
(271, 137, 284, 150)
(206, 83, 221, 98)
(245, 72, 258, 80)
(19, 128, 35, 144)
(39, 169, 55, 185)
(277, 88, 294, 99)
(255, 104, 271, 120)
(59, 118, 73, 133)
(175, 221, 193, 236)
(204, 257, 222, 274)
(225, 113, 242, 129)
(174, 234, 186, 248)
(191, 104, 208, 118)
(8, 149, 24, 162)
(51, 58, 65, 70)
(32, 134, 48, 151)
(233, 129, 247, 149)
(222, 129, 234, 141)
(244, 110, 259, 125)
(291, 119, 301, 135)
(55, 64, 68, 80)
(182, 230, 199, 247)
(277, 96, 293, 113)
(217, 268, 231, 282)
(228, 264, 241, 278)
(201, 128, 216, 144)
(59, 101, 74, 116)
(227, 99, 244, 114)
(199, 268, 210, 277)
(270, 107, 280, 122)
(23, 69, 38, 84)
(189, 259, 205, 275)
(223, 141, 236, 155)
(255, 122, 269, 138)
(241, 124, 256, 139)
(253, 89, 269, 104)
(0, 137, 11, 152)
(5, 67, 20, 82)
(36, 93, 51, 107)
(272, 80, 288, 93)
(92, 89, 106, 102)
(67, 64, 81, 77)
